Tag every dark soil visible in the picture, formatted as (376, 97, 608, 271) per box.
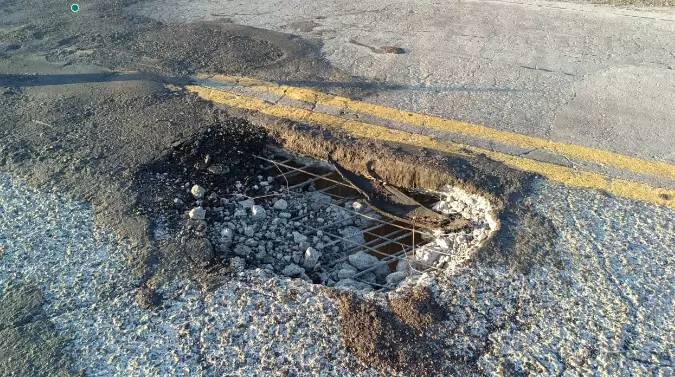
(334, 292, 445, 376)
(134, 117, 269, 226)
(389, 287, 447, 336)
(333, 288, 483, 376)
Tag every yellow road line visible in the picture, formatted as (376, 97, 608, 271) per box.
(196, 74, 675, 183)
(187, 84, 675, 209)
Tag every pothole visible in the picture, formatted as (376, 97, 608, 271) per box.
(137, 127, 498, 292)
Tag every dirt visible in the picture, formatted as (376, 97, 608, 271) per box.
(133, 120, 272, 284)
(333, 288, 483, 376)
(389, 287, 447, 336)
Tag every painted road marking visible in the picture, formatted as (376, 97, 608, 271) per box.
(186, 84, 675, 209)
(195, 74, 675, 183)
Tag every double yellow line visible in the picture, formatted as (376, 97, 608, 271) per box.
(186, 75, 675, 209)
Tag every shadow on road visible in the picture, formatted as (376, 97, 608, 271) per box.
(0, 72, 190, 87)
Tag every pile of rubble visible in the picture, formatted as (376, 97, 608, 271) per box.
(174, 173, 496, 291)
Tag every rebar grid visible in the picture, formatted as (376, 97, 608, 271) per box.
(254, 154, 442, 291)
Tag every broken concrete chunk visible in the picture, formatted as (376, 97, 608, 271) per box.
(348, 251, 379, 271)
(191, 184, 205, 199)
(273, 199, 288, 210)
(303, 247, 321, 269)
(250, 205, 267, 221)
(189, 207, 206, 220)
(338, 264, 358, 280)
(281, 263, 305, 277)
(385, 271, 408, 285)
(339, 226, 365, 250)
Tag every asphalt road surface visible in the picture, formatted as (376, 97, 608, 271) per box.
(0, 1, 673, 376)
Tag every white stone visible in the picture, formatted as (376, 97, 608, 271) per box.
(188, 207, 206, 220)
(303, 247, 321, 269)
(436, 237, 452, 249)
(191, 184, 205, 199)
(352, 201, 366, 212)
(250, 205, 266, 221)
(415, 245, 441, 265)
(348, 251, 379, 271)
(273, 199, 288, 210)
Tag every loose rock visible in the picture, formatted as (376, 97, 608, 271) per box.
(191, 184, 205, 199)
(348, 251, 379, 271)
(273, 199, 288, 210)
(303, 247, 321, 269)
(292, 231, 308, 244)
(233, 244, 252, 257)
(239, 199, 255, 209)
(189, 207, 206, 220)
(386, 271, 408, 285)
(281, 263, 305, 277)
(207, 163, 229, 175)
(250, 205, 266, 221)
(338, 264, 358, 280)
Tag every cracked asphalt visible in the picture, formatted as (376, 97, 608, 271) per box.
(1, 0, 674, 376)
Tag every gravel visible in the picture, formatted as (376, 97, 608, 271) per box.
(281, 263, 305, 277)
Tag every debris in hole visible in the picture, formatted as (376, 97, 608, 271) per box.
(329, 157, 469, 232)
(190, 184, 205, 199)
(139, 128, 496, 291)
(188, 206, 206, 220)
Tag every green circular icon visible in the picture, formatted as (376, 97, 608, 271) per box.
(71, 4, 80, 12)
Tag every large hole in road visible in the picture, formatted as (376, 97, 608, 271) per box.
(136, 125, 498, 292)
